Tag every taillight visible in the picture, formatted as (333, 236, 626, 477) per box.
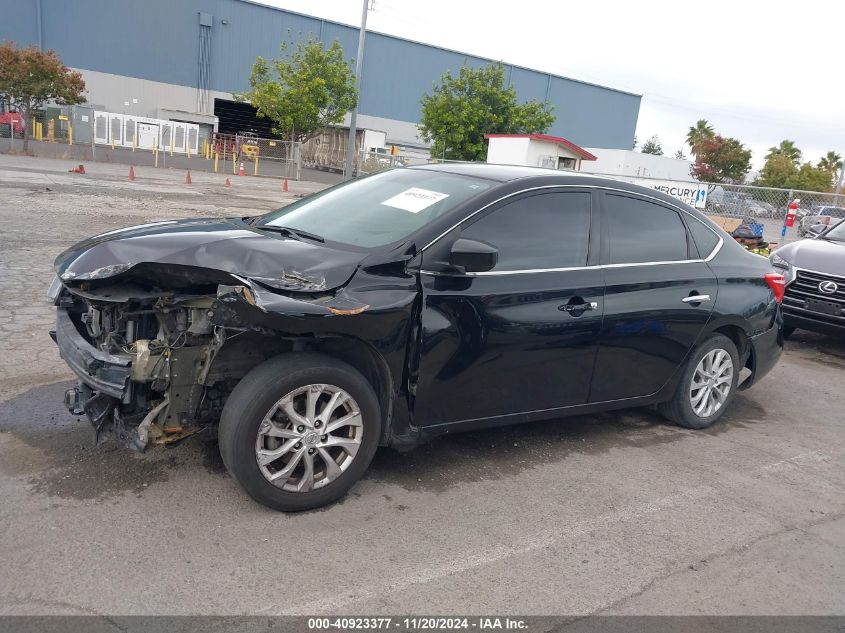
(764, 272, 785, 303)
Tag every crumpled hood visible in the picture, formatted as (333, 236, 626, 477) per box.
(54, 217, 366, 291)
(777, 237, 845, 277)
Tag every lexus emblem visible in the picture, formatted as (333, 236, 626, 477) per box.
(818, 280, 839, 295)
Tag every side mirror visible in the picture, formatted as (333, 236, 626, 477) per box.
(449, 238, 498, 273)
(807, 224, 825, 237)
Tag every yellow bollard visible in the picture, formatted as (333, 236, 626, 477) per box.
(132, 134, 136, 152)
(68, 124, 73, 146)
(154, 147, 159, 168)
(32, 119, 37, 137)
(254, 156, 259, 176)
(170, 133, 174, 157)
(213, 152, 218, 173)
(110, 130, 114, 150)
(232, 153, 236, 175)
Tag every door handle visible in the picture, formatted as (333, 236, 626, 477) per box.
(559, 301, 599, 312)
(682, 294, 711, 304)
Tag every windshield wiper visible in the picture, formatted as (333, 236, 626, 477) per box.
(252, 225, 325, 243)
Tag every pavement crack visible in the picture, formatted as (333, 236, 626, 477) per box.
(591, 508, 845, 615)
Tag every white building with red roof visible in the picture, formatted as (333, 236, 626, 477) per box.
(484, 133, 598, 172)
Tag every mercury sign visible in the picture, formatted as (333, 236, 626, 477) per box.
(627, 178, 708, 209)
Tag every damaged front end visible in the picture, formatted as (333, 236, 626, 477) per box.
(50, 216, 419, 452)
(51, 265, 355, 452)
(53, 275, 243, 450)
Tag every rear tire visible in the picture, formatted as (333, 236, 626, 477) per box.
(219, 353, 381, 511)
(659, 334, 740, 430)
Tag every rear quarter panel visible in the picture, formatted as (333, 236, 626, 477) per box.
(706, 241, 780, 336)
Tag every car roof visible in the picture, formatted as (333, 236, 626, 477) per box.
(409, 163, 707, 218)
(410, 162, 611, 183)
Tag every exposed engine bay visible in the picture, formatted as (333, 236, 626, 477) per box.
(56, 274, 291, 451)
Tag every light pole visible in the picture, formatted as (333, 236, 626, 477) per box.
(344, 0, 370, 180)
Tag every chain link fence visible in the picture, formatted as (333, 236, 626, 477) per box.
(357, 149, 466, 174)
(208, 133, 301, 179)
(702, 182, 844, 242)
(0, 105, 93, 145)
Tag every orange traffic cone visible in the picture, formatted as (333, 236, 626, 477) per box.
(238, 162, 246, 176)
(128, 165, 136, 181)
(224, 177, 231, 188)
(282, 177, 289, 192)
(69, 164, 85, 174)
(185, 169, 192, 185)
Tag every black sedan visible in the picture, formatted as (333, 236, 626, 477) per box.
(772, 217, 845, 337)
(50, 165, 785, 511)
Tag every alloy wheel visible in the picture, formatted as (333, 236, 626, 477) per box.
(255, 384, 363, 492)
(689, 348, 734, 418)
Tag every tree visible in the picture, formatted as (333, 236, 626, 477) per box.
(817, 150, 842, 176)
(236, 38, 357, 141)
(690, 135, 752, 183)
(686, 119, 715, 157)
(753, 153, 796, 189)
(640, 135, 663, 155)
(755, 151, 833, 192)
(792, 162, 834, 192)
(765, 139, 802, 166)
(0, 42, 85, 152)
(418, 63, 555, 161)
(674, 149, 686, 160)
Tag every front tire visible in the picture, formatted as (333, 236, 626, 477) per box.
(219, 353, 381, 511)
(659, 334, 740, 430)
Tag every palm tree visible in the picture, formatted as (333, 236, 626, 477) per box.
(766, 140, 802, 165)
(686, 119, 715, 156)
(817, 150, 842, 174)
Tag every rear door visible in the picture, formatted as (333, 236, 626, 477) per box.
(413, 188, 604, 426)
(589, 192, 718, 402)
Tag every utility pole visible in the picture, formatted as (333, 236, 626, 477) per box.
(836, 157, 845, 195)
(344, 0, 369, 180)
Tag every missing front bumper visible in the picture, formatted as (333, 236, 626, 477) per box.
(53, 308, 131, 399)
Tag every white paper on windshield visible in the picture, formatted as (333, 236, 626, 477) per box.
(381, 187, 450, 213)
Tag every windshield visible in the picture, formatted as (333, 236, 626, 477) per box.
(823, 218, 845, 240)
(258, 169, 492, 248)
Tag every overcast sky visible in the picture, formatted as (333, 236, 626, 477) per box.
(262, 0, 844, 169)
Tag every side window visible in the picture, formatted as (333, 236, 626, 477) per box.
(461, 192, 591, 271)
(604, 194, 689, 264)
(687, 217, 720, 258)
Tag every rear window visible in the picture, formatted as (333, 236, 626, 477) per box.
(604, 194, 690, 264)
(687, 218, 720, 258)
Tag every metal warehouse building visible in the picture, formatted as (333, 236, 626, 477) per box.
(2, 0, 641, 152)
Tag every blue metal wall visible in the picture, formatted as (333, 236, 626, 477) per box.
(0, 0, 641, 149)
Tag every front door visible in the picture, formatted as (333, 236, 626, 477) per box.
(413, 189, 604, 427)
(589, 192, 718, 402)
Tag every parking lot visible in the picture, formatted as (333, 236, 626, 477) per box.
(0, 154, 843, 617)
